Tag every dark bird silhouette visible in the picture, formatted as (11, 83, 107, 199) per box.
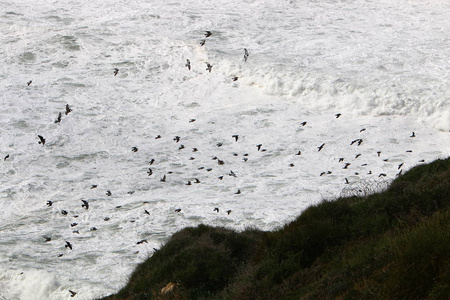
(189, 119, 196, 123)
(360, 128, 366, 132)
(69, 290, 77, 297)
(27, 80, 32, 86)
(185, 59, 191, 70)
(343, 163, 351, 169)
(232, 135, 239, 141)
(106, 190, 112, 196)
(398, 163, 404, 169)
(345, 178, 349, 184)
(4, 154, 9, 161)
(256, 144, 263, 151)
(229, 170, 236, 177)
(244, 48, 249, 62)
(174, 208, 181, 212)
(226, 210, 232, 215)
(127, 191, 134, 194)
(46, 201, 53, 207)
(300, 121, 307, 126)
(318, 143, 325, 151)
(410, 132, 416, 138)
(320, 172, 326, 176)
(81, 200, 89, 210)
(54, 112, 62, 123)
(90, 185, 97, 189)
(144, 209, 150, 215)
(206, 62, 212, 73)
(338, 158, 344, 162)
(194, 178, 201, 184)
(205, 31, 212, 37)
(147, 168, 153, 176)
(149, 158, 155, 165)
(65, 241, 72, 250)
(186, 181, 192, 185)
(131, 147, 138, 152)
(173, 136, 180, 143)
(355, 154, 361, 159)
(377, 151, 381, 157)
(200, 39, 206, 46)
(44, 237, 51, 242)
(137, 239, 148, 244)
(295, 151, 301, 155)
(38, 135, 46, 145)
(378, 173, 387, 177)
(214, 207, 219, 212)
(232, 76, 239, 81)
(217, 159, 224, 165)
(104, 217, 110, 221)
(160, 175, 166, 182)
(192, 147, 198, 152)
(218, 176, 224, 180)
(155, 135, 161, 139)
(71, 223, 78, 227)
(216, 142, 223, 147)
(61, 210, 68, 215)
(235, 189, 241, 194)
(65, 104, 72, 115)
(114, 68, 119, 76)
(335, 113, 341, 118)
(178, 144, 185, 150)
(289, 163, 295, 167)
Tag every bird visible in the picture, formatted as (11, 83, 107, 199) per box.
(137, 239, 148, 244)
(185, 59, 191, 70)
(229, 170, 236, 177)
(179, 144, 185, 150)
(378, 173, 387, 177)
(160, 175, 166, 182)
(377, 151, 381, 157)
(69, 290, 77, 297)
(174, 208, 181, 212)
(256, 144, 263, 151)
(235, 189, 241, 194)
(200, 39, 206, 46)
(114, 68, 119, 76)
(189, 119, 196, 123)
(289, 163, 295, 167)
(131, 147, 138, 152)
(410, 132, 416, 138)
(192, 147, 198, 152)
(360, 128, 366, 132)
(226, 210, 232, 215)
(65, 241, 72, 250)
(71, 223, 78, 227)
(338, 158, 344, 162)
(398, 163, 404, 169)
(144, 209, 150, 215)
(37, 135, 46, 145)
(173, 136, 180, 143)
(355, 154, 361, 159)
(90, 185, 97, 189)
(46, 201, 53, 207)
(149, 159, 155, 165)
(216, 142, 223, 147)
(61, 210, 68, 215)
(232, 135, 239, 141)
(206, 62, 212, 73)
(232, 76, 239, 81)
(81, 200, 89, 209)
(295, 151, 301, 155)
(214, 207, 219, 213)
(186, 181, 192, 185)
(343, 163, 351, 169)
(155, 135, 161, 139)
(318, 143, 325, 151)
(335, 113, 341, 118)
(104, 217, 110, 221)
(205, 31, 212, 37)
(106, 190, 112, 196)
(345, 178, 349, 184)
(3, 154, 9, 161)
(44, 237, 51, 242)
(27, 80, 32, 86)
(54, 112, 62, 123)
(147, 168, 153, 176)
(300, 121, 307, 126)
(217, 159, 225, 165)
(244, 48, 249, 62)
(194, 178, 201, 184)
(65, 104, 72, 115)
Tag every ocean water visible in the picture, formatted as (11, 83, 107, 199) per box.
(1, 0, 449, 299)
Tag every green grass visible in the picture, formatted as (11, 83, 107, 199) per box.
(101, 157, 450, 300)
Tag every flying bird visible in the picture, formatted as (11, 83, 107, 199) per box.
(27, 80, 32, 86)
(65, 104, 72, 115)
(232, 135, 239, 141)
(205, 31, 212, 37)
(200, 39, 206, 46)
(185, 59, 191, 70)
(65, 241, 72, 250)
(106, 190, 112, 196)
(4, 154, 9, 161)
(38, 135, 46, 145)
(318, 143, 325, 151)
(244, 48, 249, 62)
(46, 201, 53, 207)
(54, 112, 62, 123)
(214, 207, 219, 212)
(335, 113, 341, 118)
(81, 200, 89, 210)
(206, 62, 212, 73)
(69, 290, 77, 297)
(114, 68, 119, 76)
(147, 168, 153, 176)
(131, 147, 138, 152)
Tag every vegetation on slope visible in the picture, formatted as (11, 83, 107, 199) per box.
(102, 157, 450, 300)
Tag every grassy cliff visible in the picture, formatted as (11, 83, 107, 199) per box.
(102, 157, 450, 299)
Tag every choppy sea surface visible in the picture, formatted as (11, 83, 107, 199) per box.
(1, 0, 449, 299)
